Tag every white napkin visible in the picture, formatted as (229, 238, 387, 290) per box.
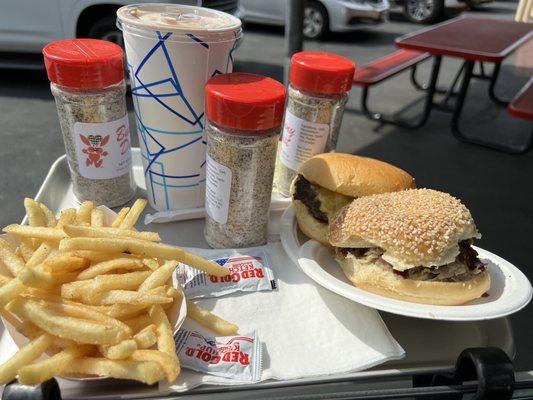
(167, 242, 404, 391)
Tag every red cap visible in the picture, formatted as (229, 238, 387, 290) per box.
(290, 51, 356, 94)
(205, 73, 286, 131)
(43, 39, 124, 89)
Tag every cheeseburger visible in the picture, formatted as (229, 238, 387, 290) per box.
(328, 189, 490, 305)
(290, 153, 415, 245)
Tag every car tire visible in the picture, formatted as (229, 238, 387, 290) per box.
(404, 0, 443, 23)
(87, 16, 124, 47)
(303, 1, 329, 40)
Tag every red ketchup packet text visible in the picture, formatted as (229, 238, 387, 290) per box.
(175, 249, 276, 299)
(175, 329, 262, 382)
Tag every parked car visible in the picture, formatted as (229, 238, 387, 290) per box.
(0, 0, 240, 53)
(239, 0, 390, 40)
(390, 0, 493, 24)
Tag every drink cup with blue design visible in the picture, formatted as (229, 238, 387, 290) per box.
(117, 4, 242, 211)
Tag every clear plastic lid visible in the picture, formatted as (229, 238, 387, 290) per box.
(117, 3, 242, 41)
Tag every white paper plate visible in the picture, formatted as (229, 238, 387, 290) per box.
(281, 205, 532, 321)
(0, 206, 187, 381)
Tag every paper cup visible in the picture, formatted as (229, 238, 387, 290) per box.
(118, 4, 242, 211)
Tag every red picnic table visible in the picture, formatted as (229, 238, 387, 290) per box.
(393, 16, 533, 153)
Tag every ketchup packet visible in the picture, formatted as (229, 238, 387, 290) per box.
(175, 329, 262, 382)
(175, 249, 276, 299)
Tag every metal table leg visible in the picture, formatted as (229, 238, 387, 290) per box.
(487, 62, 510, 106)
(451, 60, 532, 154)
(361, 56, 442, 129)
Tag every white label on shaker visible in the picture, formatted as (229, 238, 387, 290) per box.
(73, 116, 132, 180)
(205, 154, 232, 224)
(279, 110, 330, 171)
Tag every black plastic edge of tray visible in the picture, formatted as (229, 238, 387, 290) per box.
(2, 347, 525, 400)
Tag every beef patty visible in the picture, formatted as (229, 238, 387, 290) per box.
(292, 175, 328, 223)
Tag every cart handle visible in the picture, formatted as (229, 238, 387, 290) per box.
(413, 347, 515, 400)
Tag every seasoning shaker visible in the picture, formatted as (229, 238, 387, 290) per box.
(274, 51, 356, 196)
(43, 39, 135, 207)
(204, 73, 286, 248)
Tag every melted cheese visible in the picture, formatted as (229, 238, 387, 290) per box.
(316, 186, 352, 221)
(382, 244, 461, 271)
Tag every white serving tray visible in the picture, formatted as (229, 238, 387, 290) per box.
(2, 150, 516, 399)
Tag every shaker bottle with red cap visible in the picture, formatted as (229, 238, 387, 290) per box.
(203, 73, 286, 248)
(43, 39, 135, 207)
(274, 51, 356, 196)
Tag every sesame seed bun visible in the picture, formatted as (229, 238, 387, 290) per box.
(293, 200, 330, 245)
(328, 189, 481, 269)
(298, 153, 416, 198)
(337, 255, 491, 305)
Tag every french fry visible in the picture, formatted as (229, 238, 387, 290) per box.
(26, 242, 53, 267)
(7, 298, 129, 345)
(38, 202, 57, 228)
(119, 199, 148, 229)
(64, 225, 161, 242)
(186, 301, 238, 336)
(0, 279, 25, 308)
(142, 258, 160, 271)
(99, 339, 137, 360)
(91, 208, 105, 227)
(99, 290, 173, 306)
(17, 321, 76, 349)
(111, 207, 130, 228)
(0, 309, 22, 330)
(62, 271, 151, 300)
(0, 273, 11, 283)
(91, 271, 151, 292)
(17, 344, 93, 385)
(61, 250, 135, 264)
(77, 201, 94, 225)
(0, 274, 11, 286)
(76, 258, 144, 280)
(123, 313, 153, 333)
(0, 333, 53, 384)
(40, 255, 90, 273)
(149, 305, 177, 362)
(138, 261, 178, 292)
(18, 267, 77, 289)
(131, 350, 180, 382)
(18, 240, 35, 263)
(56, 208, 77, 229)
(88, 304, 149, 319)
(133, 325, 158, 349)
(34, 298, 133, 336)
(64, 358, 164, 385)
(3, 225, 66, 241)
(59, 237, 230, 277)
(165, 286, 181, 299)
(60, 279, 89, 299)
(0, 238, 25, 276)
(24, 198, 47, 227)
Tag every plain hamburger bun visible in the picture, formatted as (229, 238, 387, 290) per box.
(336, 255, 491, 305)
(293, 199, 330, 245)
(298, 153, 416, 198)
(329, 189, 480, 269)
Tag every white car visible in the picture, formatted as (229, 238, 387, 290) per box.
(239, 0, 390, 39)
(0, 0, 239, 53)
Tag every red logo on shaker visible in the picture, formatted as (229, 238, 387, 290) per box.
(80, 134, 110, 168)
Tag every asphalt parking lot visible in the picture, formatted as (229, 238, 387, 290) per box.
(1, 0, 533, 371)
